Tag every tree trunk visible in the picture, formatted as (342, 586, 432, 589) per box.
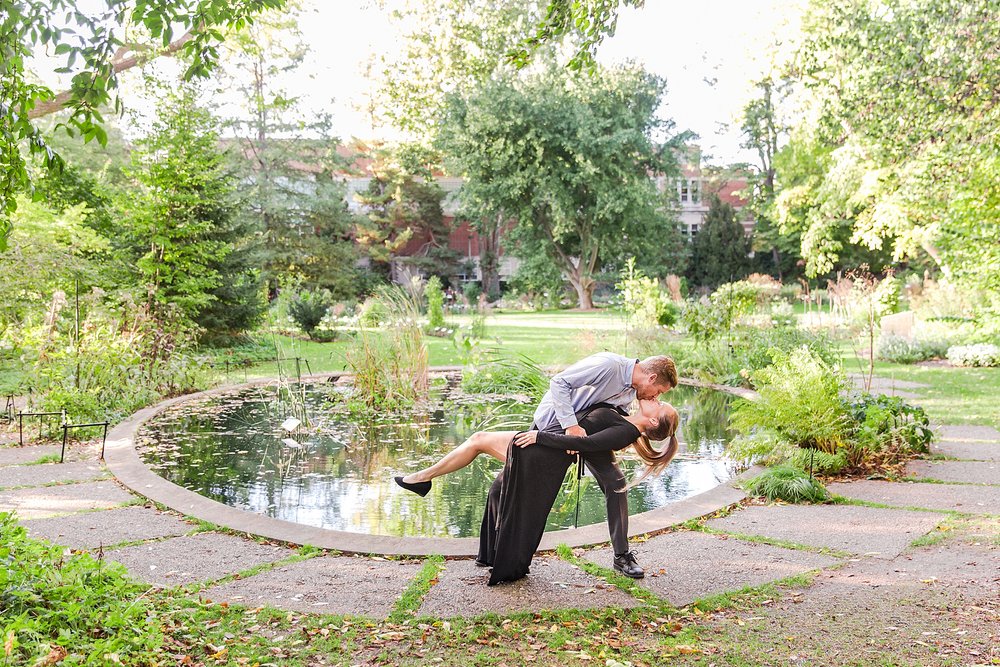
(477, 215, 502, 299)
(569, 273, 595, 309)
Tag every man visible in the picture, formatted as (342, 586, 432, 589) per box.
(530, 352, 677, 578)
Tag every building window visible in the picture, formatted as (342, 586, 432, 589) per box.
(680, 180, 689, 203)
(690, 179, 701, 204)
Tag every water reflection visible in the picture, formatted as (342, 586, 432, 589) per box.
(137, 382, 741, 537)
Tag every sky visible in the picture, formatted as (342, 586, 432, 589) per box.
(34, 0, 807, 167)
(289, 0, 807, 166)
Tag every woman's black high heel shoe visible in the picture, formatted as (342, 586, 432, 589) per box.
(394, 476, 431, 497)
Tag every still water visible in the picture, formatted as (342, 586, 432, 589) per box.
(136, 381, 740, 538)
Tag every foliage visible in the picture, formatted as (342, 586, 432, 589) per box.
(8, 295, 209, 424)
(437, 63, 686, 308)
(215, 3, 362, 298)
(789, 448, 847, 475)
(843, 393, 933, 466)
(424, 276, 446, 328)
(344, 285, 428, 411)
(742, 465, 829, 503)
(616, 258, 671, 330)
(947, 344, 1000, 368)
(876, 335, 948, 364)
(357, 297, 389, 327)
(0, 0, 282, 248)
(287, 290, 330, 335)
(0, 197, 111, 327)
(730, 347, 851, 454)
(0, 512, 163, 664)
(679, 299, 731, 344)
(354, 144, 460, 280)
(787, 0, 1000, 287)
(508, 0, 644, 72)
(460, 349, 549, 400)
(687, 195, 752, 289)
(121, 85, 260, 332)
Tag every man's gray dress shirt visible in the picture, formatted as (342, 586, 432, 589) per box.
(532, 352, 638, 433)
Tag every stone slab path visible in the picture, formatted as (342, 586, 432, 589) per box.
(204, 556, 424, 617)
(105, 532, 295, 587)
(585, 531, 840, 607)
(1, 419, 996, 624)
(0, 461, 108, 490)
(906, 459, 1000, 485)
(829, 479, 1000, 514)
(705, 504, 943, 558)
(23, 505, 196, 550)
(418, 556, 642, 618)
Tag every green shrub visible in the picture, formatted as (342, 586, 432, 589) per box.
(345, 285, 427, 411)
(711, 280, 764, 319)
(657, 300, 681, 327)
(946, 343, 1000, 367)
(358, 297, 389, 327)
(876, 334, 948, 363)
(844, 393, 933, 467)
(11, 299, 208, 424)
(681, 299, 730, 342)
(730, 346, 851, 454)
(288, 290, 329, 334)
(461, 350, 549, 400)
(309, 328, 339, 343)
(743, 465, 829, 503)
(462, 281, 482, 303)
(790, 448, 847, 475)
(425, 275, 446, 328)
(0, 512, 162, 663)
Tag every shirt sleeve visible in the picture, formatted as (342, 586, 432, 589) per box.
(534, 419, 639, 452)
(548, 356, 617, 430)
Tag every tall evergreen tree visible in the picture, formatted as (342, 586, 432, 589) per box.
(215, 2, 361, 299)
(688, 195, 752, 289)
(122, 86, 264, 335)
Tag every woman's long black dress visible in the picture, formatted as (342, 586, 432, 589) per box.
(477, 405, 641, 586)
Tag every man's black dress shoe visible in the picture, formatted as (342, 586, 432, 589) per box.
(394, 476, 431, 497)
(613, 550, 645, 579)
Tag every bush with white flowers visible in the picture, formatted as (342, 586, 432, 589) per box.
(946, 343, 1000, 367)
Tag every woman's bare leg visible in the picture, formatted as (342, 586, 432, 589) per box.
(402, 431, 515, 483)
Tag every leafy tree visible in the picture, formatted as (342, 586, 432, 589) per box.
(788, 0, 1000, 286)
(438, 65, 684, 308)
(739, 77, 801, 281)
(353, 145, 460, 281)
(215, 2, 361, 298)
(121, 86, 262, 333)
(688, 195, 751, 289)
(1, 0, 285, 250)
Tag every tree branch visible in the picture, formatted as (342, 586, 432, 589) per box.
(28, 30, 196, 119)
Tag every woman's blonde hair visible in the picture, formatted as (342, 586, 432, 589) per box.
(621, 403, 680, 490)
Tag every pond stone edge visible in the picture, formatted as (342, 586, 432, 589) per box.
(103, 370, 754, 557)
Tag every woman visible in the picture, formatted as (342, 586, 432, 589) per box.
(479, 400, 679, 585)
(394, 400, 676, 496)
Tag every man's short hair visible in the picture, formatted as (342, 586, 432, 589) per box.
(640, 355, 678, 388)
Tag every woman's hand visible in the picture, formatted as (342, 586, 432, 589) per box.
(513, 431, 539, 447)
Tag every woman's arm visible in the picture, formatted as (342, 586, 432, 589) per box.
(514, 420, 639, 453)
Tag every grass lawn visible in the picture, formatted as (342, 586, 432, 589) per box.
(838, 340, 1000, 428)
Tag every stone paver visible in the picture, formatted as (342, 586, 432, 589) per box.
(934, 439, 1000, 462)
(906, 460, 1000, 485)
(418, 556, 642, 618)
(584, 531, 840, 607)
(23, 505, 195, 550)
(105, 531, 294, 587)
(937, 424, 1000, 442)
(715, 540, 1000, 666)
(828, 480, 1000, 515)
(203, 555, 422, 618)
(0, 445, 61, 467)
(0, 461, 107, 490)
(847, 374, 926, 399)
(0, 480, 134, 519)
(706, 504, 941, 558)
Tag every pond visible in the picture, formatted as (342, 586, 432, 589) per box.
(136, 380, 741, 538)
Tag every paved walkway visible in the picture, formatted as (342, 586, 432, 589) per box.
(2, 418, 997, 626)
